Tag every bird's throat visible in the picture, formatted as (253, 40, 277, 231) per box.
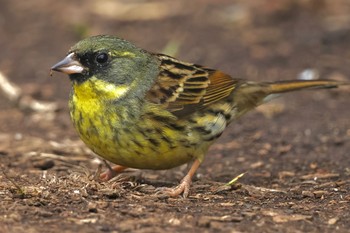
(72, 77, 130, 101)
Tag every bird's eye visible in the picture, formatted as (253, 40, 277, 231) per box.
(95, 52, 109, 64)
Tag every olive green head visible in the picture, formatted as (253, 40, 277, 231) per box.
(51, 35, 159, 90)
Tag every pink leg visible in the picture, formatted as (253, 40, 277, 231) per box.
(100, 161, 128, 181)
(157, 159, 201, 198)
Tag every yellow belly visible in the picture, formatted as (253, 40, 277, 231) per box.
(70, 106, 206, 169)
(69, 80, 211, 169)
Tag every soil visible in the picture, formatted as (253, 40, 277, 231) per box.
(0, 1, 349, 232)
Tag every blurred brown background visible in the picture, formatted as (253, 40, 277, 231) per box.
(0, 1, 349, 232)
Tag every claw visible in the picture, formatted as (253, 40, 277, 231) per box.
(156, 177, 192, 197)
(155, 159, 201, 198)
(100, 161, 127, 181)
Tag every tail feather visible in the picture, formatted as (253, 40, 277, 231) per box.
(232, 79, 348, 118)
(266, 79, 344, 94)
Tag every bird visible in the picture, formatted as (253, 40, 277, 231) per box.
(51, 35, 348, 197)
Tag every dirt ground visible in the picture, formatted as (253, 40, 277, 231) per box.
(0, 0, 349, 232)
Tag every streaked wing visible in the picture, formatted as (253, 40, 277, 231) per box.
(146, 54, 238, 117)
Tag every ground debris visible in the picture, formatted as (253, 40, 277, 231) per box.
(300, 173, 340, 180)
(262, 210, 312, 223)
(197, 215, 243, 227)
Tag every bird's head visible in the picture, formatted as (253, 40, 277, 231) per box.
(51, 35, 159, 98)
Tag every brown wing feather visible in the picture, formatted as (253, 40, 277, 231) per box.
(146, 54, 239, 117)
(204, 71, 236, 106)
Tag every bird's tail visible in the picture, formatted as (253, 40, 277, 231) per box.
(232, 79, 348, 118)
(266, 79, 343, 94)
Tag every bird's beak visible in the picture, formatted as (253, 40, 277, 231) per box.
(51, 53, 85, 75)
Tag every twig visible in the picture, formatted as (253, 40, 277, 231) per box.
(0, 71, 58, 112)
(1, 168, 25, 196)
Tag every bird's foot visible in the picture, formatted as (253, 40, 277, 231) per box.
(156, 175, 192, 198)
(99, 162, 127, 181)
(155, 159, 201, 198)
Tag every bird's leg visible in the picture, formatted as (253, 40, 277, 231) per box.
(157, 159, 201, 198)
(100, 160, 128, 181)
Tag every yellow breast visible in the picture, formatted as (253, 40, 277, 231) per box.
(69, 78, 207, 170)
